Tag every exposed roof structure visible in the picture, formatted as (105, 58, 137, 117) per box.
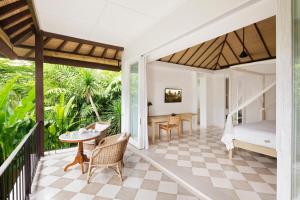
(0, 0, 124, 71)
(159, 16, 276, 70)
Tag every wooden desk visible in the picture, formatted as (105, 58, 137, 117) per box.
(148, 113, 197, 144)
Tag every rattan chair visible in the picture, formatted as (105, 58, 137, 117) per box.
(159, 115, 181, 141)
(83, 121, 110, 151)
(86, 133, 130, 183)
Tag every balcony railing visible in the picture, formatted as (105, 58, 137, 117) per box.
(0, 122, 40, 200)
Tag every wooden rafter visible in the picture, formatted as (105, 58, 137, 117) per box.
(43, 31, 124, 51)
(5, 17, 32, 35)
(183, 43, 205, 65)
(74, 43, 83, 54)
(221, 53, 229, 66)
(191, 38, 219, 66)
(216, 34, 228, 67)
(26, 0, 40, 33)
(233, 30, 253, 61)
(176, 48, 190, 64)
(205, 52, 220, 69)
(89, 46, 96, 56)
(225, 41, 240, 63)
(10, 25, 33, 44)
(167, 53, 176, 62)
(0, 1, 27, 16)
(0, 9, 30, 27)
(197, 39, 224, 67)
(113, 50, 118, 59)
(100, 48, 107, 58)
(57, 40, 67, 51)
(24, 37, 52, 58)
(254, 23, 271, 57)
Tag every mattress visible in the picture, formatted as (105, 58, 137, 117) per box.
(234, 120, 276, 149)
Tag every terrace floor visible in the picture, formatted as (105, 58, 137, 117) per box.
(135, 127, 277, 200)
(30, 148, 198, 200)
(30, 127, 276, 200)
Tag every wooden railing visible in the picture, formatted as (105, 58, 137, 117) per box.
(0, 122, 40, 200)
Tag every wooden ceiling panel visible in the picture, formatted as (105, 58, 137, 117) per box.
(169, 49, 187, 63)
(176, 45, 201, 65)
(78, 44, 92, 55)
(159, 16, 276, 70)
(93, 47, 105, 57)
(256, 16, 276, 57)
(63, 41, 78, 53)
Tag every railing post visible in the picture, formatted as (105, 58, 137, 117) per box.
(24, 142, 31, 200)
(35, 31, 44, 157)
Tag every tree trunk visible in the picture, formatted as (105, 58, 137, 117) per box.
(88, 95, 101, 121)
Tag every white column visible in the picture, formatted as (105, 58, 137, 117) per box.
(199, 75, 207, 128)
(277, 0, 292, 199)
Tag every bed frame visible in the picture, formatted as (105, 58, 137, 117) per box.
(228, 139, 277, 159)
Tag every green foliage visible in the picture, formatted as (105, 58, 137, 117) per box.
(0, 59, 121, 162)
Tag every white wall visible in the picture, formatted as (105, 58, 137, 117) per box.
(147, 62, 197, 116)
(147, 61, 197, 130)
(206, 74, 226, 128)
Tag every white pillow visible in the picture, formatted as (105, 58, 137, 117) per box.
(117, 132, 127, 141)
(95, 123, 109, 132)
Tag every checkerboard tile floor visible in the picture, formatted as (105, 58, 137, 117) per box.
(30, 149, 198, 200)
(147, 127, 277, 200)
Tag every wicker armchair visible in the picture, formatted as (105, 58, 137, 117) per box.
(83, 121, 110, 151)
(87, 133, 130, 183)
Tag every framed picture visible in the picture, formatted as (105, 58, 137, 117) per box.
(165, 88, 182, 103)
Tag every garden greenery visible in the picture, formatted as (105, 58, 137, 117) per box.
(0, 59, 121, 163)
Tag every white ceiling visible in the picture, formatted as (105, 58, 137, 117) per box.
(34, 0, 187, 47)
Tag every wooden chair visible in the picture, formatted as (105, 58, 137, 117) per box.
(83, 121, 110, 151)
(86, 133, 130, 183)
(159, 115, 181, 141)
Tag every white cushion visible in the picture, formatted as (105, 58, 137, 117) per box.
(117, 132, 127, 141)
(95, 123, 109, 132)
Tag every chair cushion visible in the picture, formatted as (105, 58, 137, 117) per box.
(95, 123, 109, 132)
(118, 132, 127, 141)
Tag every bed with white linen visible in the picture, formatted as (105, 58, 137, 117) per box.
(231, 120, 276, 158)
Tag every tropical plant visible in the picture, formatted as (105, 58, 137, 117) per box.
(77, 70, 101, 121)
(45, 94, 79, 150)
(102, 98, 121, 135)
(0, 77, 35, 163)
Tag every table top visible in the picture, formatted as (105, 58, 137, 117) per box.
(59, 130, 101, 143)
(148, 113, 197, 122)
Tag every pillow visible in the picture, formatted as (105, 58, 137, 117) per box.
(117, 132, 127, 141)
(95, 123, 109, 132)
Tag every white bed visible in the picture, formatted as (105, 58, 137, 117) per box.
(227, 120, 277, 158)
(234, 120, 276, 149)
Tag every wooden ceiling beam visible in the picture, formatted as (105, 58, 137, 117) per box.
(10, 25, 33, 45)
(225, 41, 241, 63)
(204, 52, 220, 69)
(57, 40, 67, 51)
(167, 53, 176, 62)
(89, 45, 96, 56)
(0, 1, 27, 17)
(254, 23, 272, 57)
(176, 48, 190, 64)
(233, 30, 253, 61)
(0, 9, 30, 27)
(5, 17, 32, 35)
(24, 37, 52, 58)
(74, 43, 82, 54)
(17, 45, 120, 66)
(43, 31, 124, 51)
(197, 39, 224, 67)
(221, 53, 229, 66)
(216, 34, 228, 67)
(0, 37, 17, 59)
(100, 48, 107, 58)
(113, 50, 118, 59)
(184, 43, 205, 65)
(26, 0, 40, 33)
(191, 37, 220, 66)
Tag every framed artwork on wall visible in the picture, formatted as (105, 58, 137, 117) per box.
(165, 88, 182, 103)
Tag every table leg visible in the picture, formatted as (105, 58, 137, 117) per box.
(64, 142, 89, 174)
(152, 122, 156, 144)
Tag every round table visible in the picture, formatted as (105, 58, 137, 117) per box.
(59, 130, 101, 174)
